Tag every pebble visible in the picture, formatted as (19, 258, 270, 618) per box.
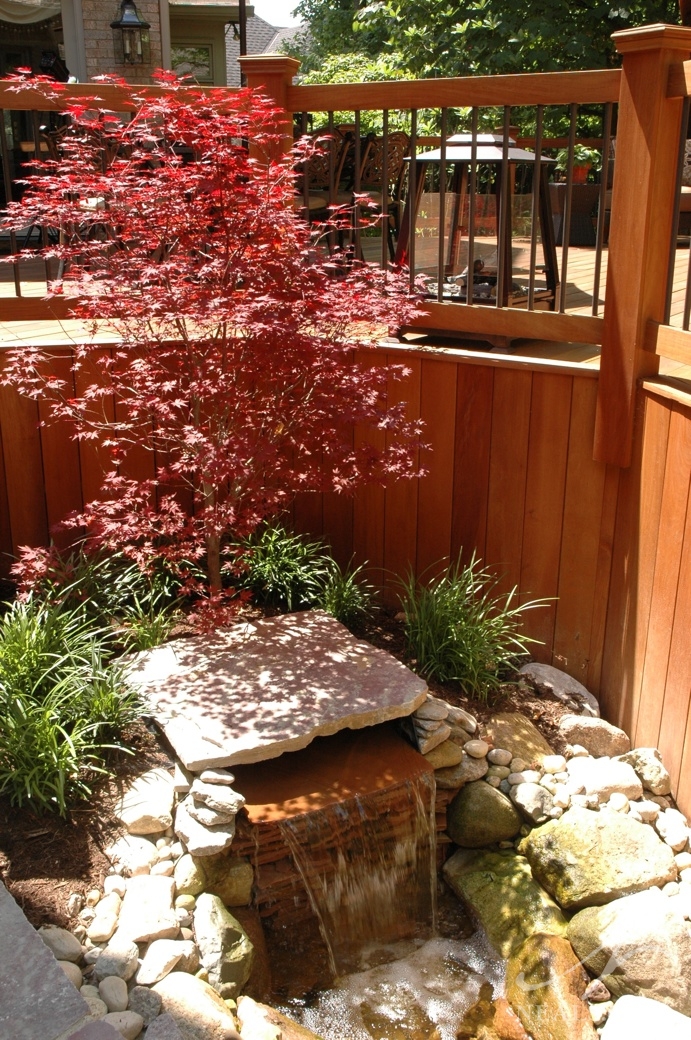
(553, 771, 569, 782)
(85, 888, 102, 907)
(634, 799, 661, 823)
(38, 925, 83, 963)
(79, 907, 96, 924)
(84, 996, 109, 1019)
(93, 940, 140, 982)
(486, 776, 501, 788)
(463, 739, 489, 759)
(180, 927, 194, 941)
(584, 979, 611, 1002)
(542, 754, 567, 774)
(675, 851, 691, 870)
(175, 908, 193, 927)
(87, 909, 119, 943)
(662, 881, 680, 896)
(58, 961, 83, 989)
(539, 775, 558, 794)
(84, 948, 102, 965)
(127, 985, 163, 1024)
(198, 768, 237, 786)
(175, 894, 196, 911)
(415, 698, 449, 722)
(510, 758, 530, 773)
(151, 860, 175, 877)
(103, 875, 127, 898)
(566, 743, 589, 758)
(99, 975, 129, 1012)
(679, 867, 691, 885)
(589, 1001, 613, 1027)
(67, 893, 84, 917)
(486, 765, 511, 779)
(73, 925, 87, 942)
(156, 836, 172, 849)
(656, 809, 689, 851)
(157, 846, 173, 862)
(81, 985, 100, 999)
(508, 770, 541, 785)
(609, 792, 630, 812)
(103, 1010, 145, 1039)
(552, 786, 571, 809)
(487, 748, 512, 767)
(169, 842, 184, 860)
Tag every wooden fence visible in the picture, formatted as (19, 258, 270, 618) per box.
(4, 27, 691, 812)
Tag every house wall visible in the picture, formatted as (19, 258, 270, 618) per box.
(81, 0, 163, 83)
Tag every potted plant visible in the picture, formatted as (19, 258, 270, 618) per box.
(554, 144, 602, 184)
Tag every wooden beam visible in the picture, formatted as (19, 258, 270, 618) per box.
(0, 81, 240, 112)
(0, 297, 80, 321)
(595, 25, 691, 467)
(408, 301, 603, 345)
(667, 58, 691, 97)
(645, 320, 691, 364)
(287, 70, 621, 114)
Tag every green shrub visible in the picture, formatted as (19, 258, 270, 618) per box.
(0, 598, 141, 814)
(399, 554, 548, 698)
(237, 521, 375, 623)
(315, 557, 374, 624)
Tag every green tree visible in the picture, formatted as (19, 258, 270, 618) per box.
(288, 0, 389, 74)
(358, 0, 679, 78)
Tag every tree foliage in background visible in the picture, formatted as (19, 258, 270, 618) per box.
(287, 0, 392, 76)
(1, 74, 422, 623)
(358, 0, 679, 79)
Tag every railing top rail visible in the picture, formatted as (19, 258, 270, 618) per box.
(286, 69, 622, 113)
(0, 81, 241, 112)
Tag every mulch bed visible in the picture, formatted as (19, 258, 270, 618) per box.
(0, 605, 573, 929)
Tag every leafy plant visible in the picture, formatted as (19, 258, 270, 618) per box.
(238, 523, 330, 610)
(554, 144, 602, 172)
(0, 598, 141, 814)
(398, 554, 548, 698)
(2, 73, 423, 622)
(315, 557, 374, 624)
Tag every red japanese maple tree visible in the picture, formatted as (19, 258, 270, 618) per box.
(2, 74, 422, 611)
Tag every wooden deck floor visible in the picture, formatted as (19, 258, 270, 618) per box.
(1, 244, 691, 379)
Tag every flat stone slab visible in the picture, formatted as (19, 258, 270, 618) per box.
(0, 882, 90, 1040)
(127, 610, 428, 768)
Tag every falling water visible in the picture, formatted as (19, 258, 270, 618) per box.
(278, 771, 437, 978)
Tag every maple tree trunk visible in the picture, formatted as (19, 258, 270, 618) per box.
(206, 532, 222, 592)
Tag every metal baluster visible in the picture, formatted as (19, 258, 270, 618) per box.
(496, 106, 511, 308)
(381, 110, 389, 271)
(559, 103, 578, 314)
(528, 106, 543, 310)
(436, 108, 448, 302)
(354, 111, 362, 260)
(593, 102, 613, 318)
(408, 109, 417, 294)
(466, 107, 478, 306)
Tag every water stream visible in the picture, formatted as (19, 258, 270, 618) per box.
(273, 771, 504, 1038)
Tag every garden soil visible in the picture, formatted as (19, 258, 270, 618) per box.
(0, 607, 571, 928)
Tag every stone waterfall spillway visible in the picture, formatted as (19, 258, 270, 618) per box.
(230, 725, 439, 985)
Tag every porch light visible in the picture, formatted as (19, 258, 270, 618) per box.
(111, 1, 151, 65)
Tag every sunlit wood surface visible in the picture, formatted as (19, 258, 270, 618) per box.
(2, 244, 691, 380)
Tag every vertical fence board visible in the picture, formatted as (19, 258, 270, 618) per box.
(451, 364, 494, 567)
(37, 353, 83, 548)
(0, 384, 48, 557)
(415, 359, 458, 579)
(485, 369, 532, 597)
(383, 356, 422, 594)
(293, 492, 324, 543)
(322, 489, 353, 571)
(0, 423, 15, 578)
(657, 492, 691, 793)
(352, 354, 388, 587)
(520, 373, 573, 657)
(586, 464, 620, 694)
(635, 404, 691, 747)
(553, 378, 606, 684)
(600, 394, 669, 727)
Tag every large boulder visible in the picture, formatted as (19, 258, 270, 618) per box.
(200, 854, 254, 907)
(558, 716, 630, 757)
(152, 972, 238, 1040)
(567, 887, 691, 1016)
(520, 807, 677, 910)
(518, 663, 600, 717)
(442, 848, 567, 958)
(483, 713, 555, 768)
(600, 995, 691, 1040)
(446, 781, 522, 847)
(616, 748, 671, 796)
(193, 893, 254, 999)
(506, 933, 597, 1040)
(566, 757, 643, 803)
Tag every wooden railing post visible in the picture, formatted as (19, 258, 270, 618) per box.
(595, 24, 691, 466)
(238, 54, 301, 159)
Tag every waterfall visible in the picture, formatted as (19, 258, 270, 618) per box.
(279, 771, 437, 977)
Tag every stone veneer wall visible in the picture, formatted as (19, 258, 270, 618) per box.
(81, 0, 163, 84)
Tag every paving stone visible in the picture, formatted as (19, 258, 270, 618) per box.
(127, 611, 428, 768)
(0, 882, 90, 1040)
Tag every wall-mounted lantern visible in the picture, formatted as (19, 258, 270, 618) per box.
(111, 1, 151, 65)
